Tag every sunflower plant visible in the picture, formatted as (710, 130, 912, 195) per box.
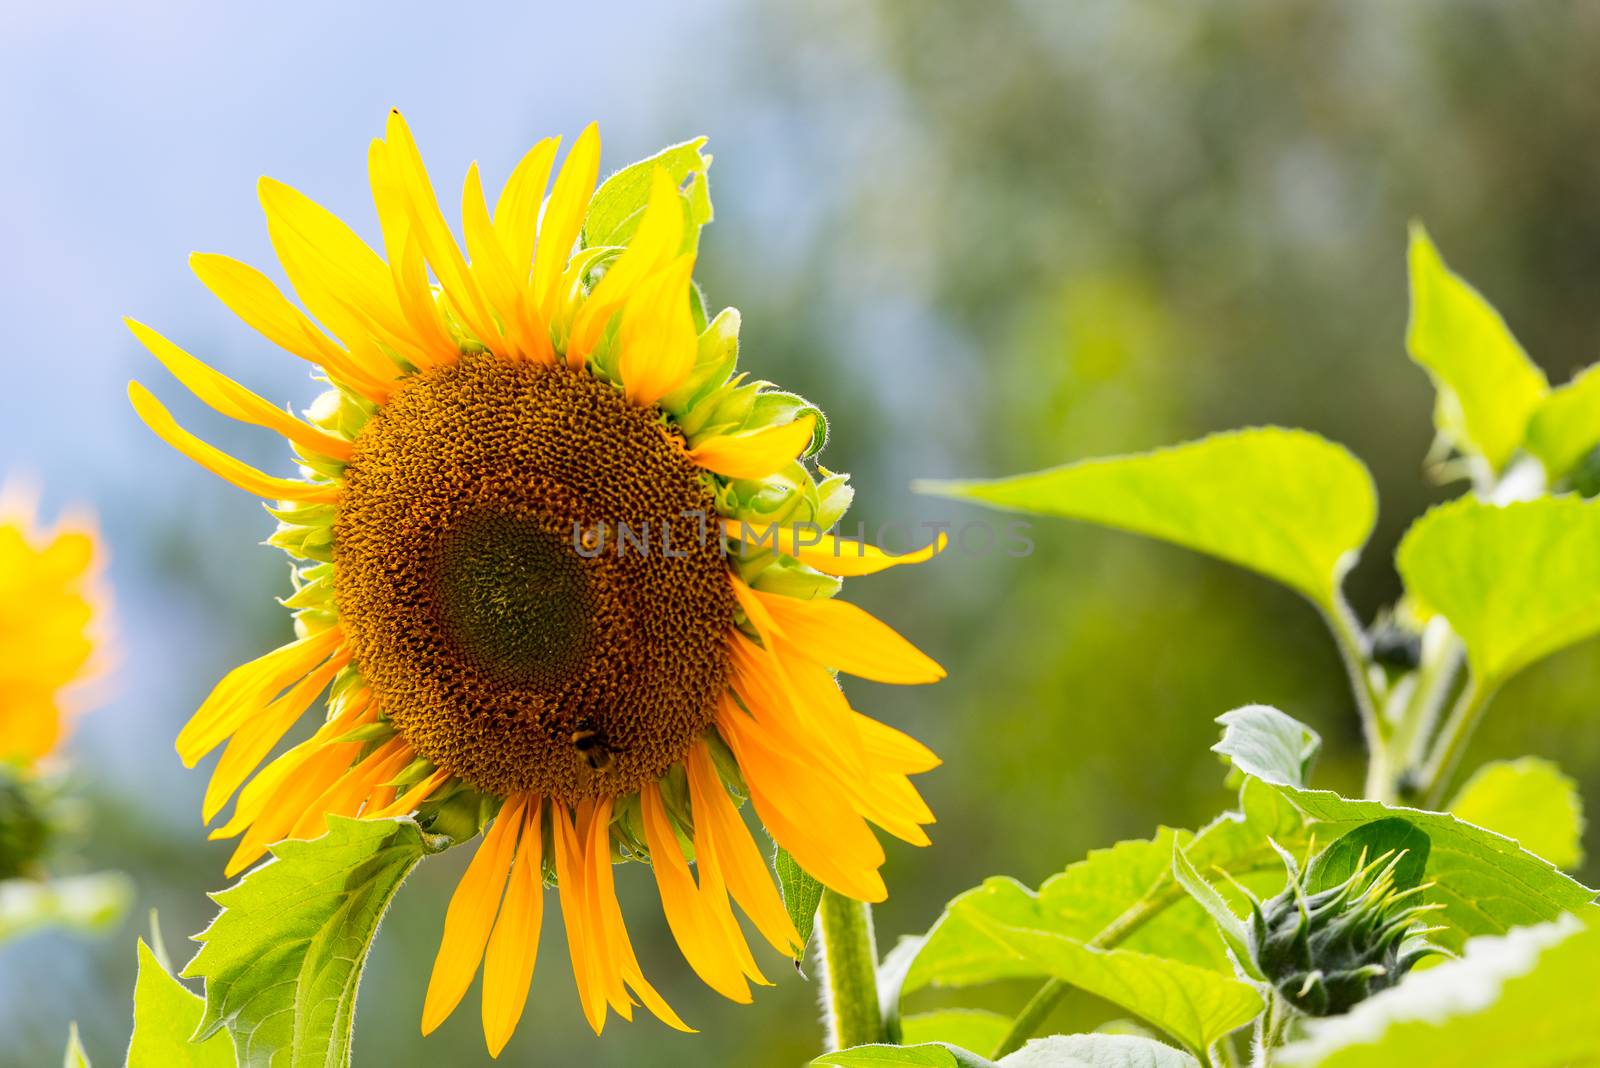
(119, 114, 946, 1064)
(803, 227, 1600, 1067)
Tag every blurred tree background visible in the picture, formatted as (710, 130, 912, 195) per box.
(4, 2, 1599, 1065)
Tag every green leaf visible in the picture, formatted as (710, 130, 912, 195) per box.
(1397, 496, 1600, 689)
(901, 1010, 1013, 1055)
(775, 844, 825, 964)
(1213, 706, 1595, 953)
(956, 910, 1263, 1056)
(1305, 818, 1431, 894)
(1278, 907, 1600, 1067)
(813, 1043, 997, 1067)
(998, 1034, 1201, 1067)
(582, 137, 710, 252)
(131, 939, 237, 1067)
(185, 817, 445, 1068)
(1447, 758, 1586, 871)
(1405, 223, 1547, 473)
(0, 871, 132, 943)
(1211, 705, 1321, 789)
(63, 1022, 90, 1068)
(1170, 838, 1261, 980)
(914, 427, 1376, 611)
(1525, 362, 1600, 479)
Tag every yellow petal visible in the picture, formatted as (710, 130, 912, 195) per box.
(462, 162, 538, 360)
(175, 626, 344, 763)
(494, 137, 559, 277)
(532, 124, 600, 321)
(188, 253, 395, 401)
(617, 254, 697, 404)
(481, 796, 544, 1058)
(130, 382, 340, 504)
(422, 796, 526, 1035)
(126, 319, 353, 461)
(750, 586, 944, 684)
(642, 782, 751, 1003)
(721, 518, 948, 576)
(552, 803, 608, 1034)
(689, 414, 816, 481)
(568, 167, 684, 360)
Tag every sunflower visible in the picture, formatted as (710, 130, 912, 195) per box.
(128, 112, 946, 1054)
(0, 486, 103, 770)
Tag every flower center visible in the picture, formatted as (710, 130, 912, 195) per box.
(334, 354, 735, 801)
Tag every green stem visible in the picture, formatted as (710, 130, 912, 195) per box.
(1419, 679, 1496, 809)
(818, 889, 884, 1050)
(1323, 598, 1392, 801)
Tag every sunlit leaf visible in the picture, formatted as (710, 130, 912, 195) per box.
(1213, 706, 1594, 952)
(813, 1043, 997, 1067)
(583, 137, 711, 252)
(915, 427, 1375, 612)
(130, 939, 237, 1067)
(185, 817, 447, 1068)
(1524, 362, 1600, 480)
(1305, 818, 1430, 894)
(901, 1010, 1012, 1055)
(1170, 838, 1260, 980)
(1405, 224, 1547, 473)
(1211, 705, 1320, 789)
(1278, 907, 1600, 1067)
(1000, 1034, 1201, 1067)
(1397, 496, 1600, 689)
(1447, 758, 1585, 871)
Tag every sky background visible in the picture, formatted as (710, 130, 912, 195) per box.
(5, 3, 1600, 1066)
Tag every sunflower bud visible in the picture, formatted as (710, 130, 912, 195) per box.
(1248, 843, 1446, 1016)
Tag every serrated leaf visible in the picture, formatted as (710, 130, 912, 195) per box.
(957, 912, 1263, 1056)
(906, 785, 1307, 996)
(813, 1043, 998, 1067)
(64, 1022, 91, 1068)
(1525, 362, 1600, 479)
(1278, 907, 1600, 1067)
(1397, 496, 1600, 689)
(901, 1010, 1013, 1055)
(582, 137, 710, 252)
(1211, 705, 1321, 789)
(1214, 706, 1595, 953)
(776, 844, 825, 963)
(1448, 758, 1586, 871)
(185, 817, 444, 1068)
(915, 428, 1375, 611)
(1170, 839, 1261, 980)
(999, 1034, 1201, 1068)
(1305, 818, 1431, 894)
(130, 939, 237, 1067)
(1405, 224, 1547, 473)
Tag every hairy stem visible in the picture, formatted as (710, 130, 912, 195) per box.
(818, 889, 884, 1050)
(1419, 679, 1496, 808)
(1323, 598, 1392, 801)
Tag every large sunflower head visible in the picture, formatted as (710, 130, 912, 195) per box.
(0, 485, 104, 771)
(130, 111, 945, 1055)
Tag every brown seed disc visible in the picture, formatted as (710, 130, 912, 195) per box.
(333, 353, 735, 802)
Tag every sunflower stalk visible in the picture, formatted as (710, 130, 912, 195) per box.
(817, 889, 886, 1049)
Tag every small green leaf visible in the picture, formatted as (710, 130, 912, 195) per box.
(901, 1010, 1013, 1055)
(1397, 496, 1600, 689)
(63, 1022, 91, 1068)
(1214, 706, 1595, 953)
(915, 427, 1376, 612)
(775, 844, 826, 964)
(1525, 362, 1600, 479)
(812, 1043, 998, 1068)
(1278, 907, 1600, 1067)
(185, 817, 445, 1068)
(998, 1034, 1201, 1067)
(1211, 705, 1321, 789)
(130, 939, 237, 1067)
(582, 137, 710, 252)
(1405, 223, 1547, 473)
(958, 911, 1263, 1056)
(1305, 818, 1431, 894)
(1170, 839, 1261, 980)
(1447, 758, 1586, 871)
